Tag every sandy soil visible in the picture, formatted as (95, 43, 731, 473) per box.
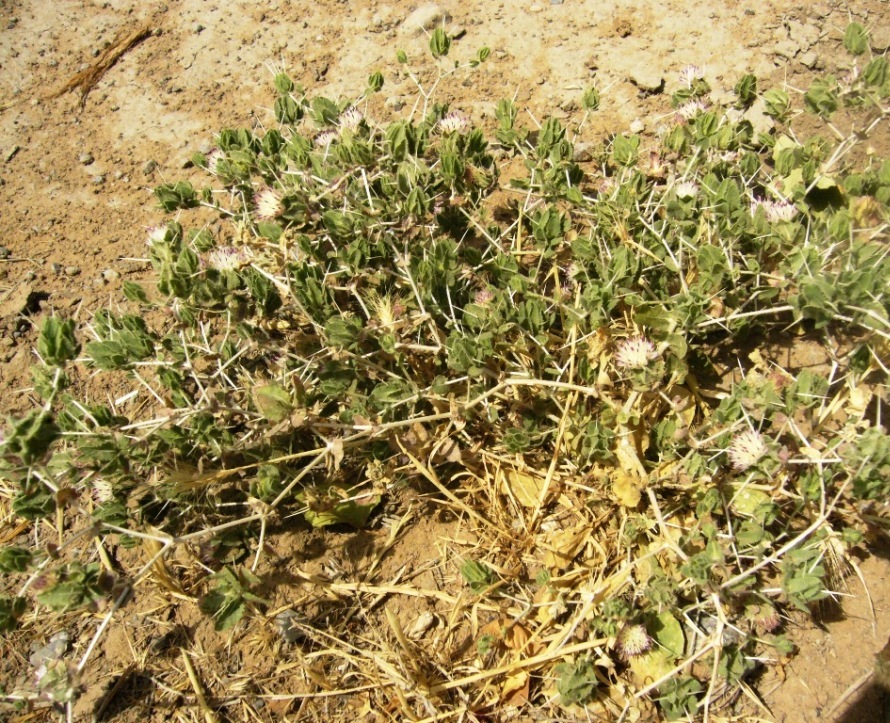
(1, 0, 889, 720)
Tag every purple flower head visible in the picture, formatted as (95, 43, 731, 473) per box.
(338, 106, 364, 133)
(315, 130, 338, 148)
(254, 187, 284, 221)
(679, 64, 705, 88)
(207, 246, 251, 272)
(438, 110, 471, 135)
(616, 624, 652, 660)
(615, 336, 660, 370)
(752, 198, 799, 224)
(728, 429, 768, 472)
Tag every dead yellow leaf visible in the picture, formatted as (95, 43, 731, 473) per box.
(504, 622, 532, 651)
(543, 525, 592, 571)
(503, 468, 548, 508)
(612, 468, 643, 507)
(629, 647, 676, 688)
(501, 670, 530, 707)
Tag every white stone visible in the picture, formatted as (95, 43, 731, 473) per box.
(400, 4, 451, 35)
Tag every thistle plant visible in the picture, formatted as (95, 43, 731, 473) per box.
(1, 22, 889, 721)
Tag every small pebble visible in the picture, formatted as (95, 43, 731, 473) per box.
(24, 270, 36, 282)
(51, 262, 62, 275)
(0, 246, 9, 259)
(385, 96, 404, 111)
(0, 337, 14, 348)
(102, 269, 120, 281)
(29, 631, 70, 668)
(629, 118, 646, 134)
(143, 160, 158, 176)
(275, 609, 306, 643)
(799, 51, 819, 69)
(92, 175, 105, 185)
(65, 266, 81, 277)
(400, 4, 451, 35)
(79, 152, 94, 165)
(573, 142, 593, 163)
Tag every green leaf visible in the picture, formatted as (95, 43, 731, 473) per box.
(612, 134, 640, 166)
(647, 611, 685, 657)
(762, 89, 790, 119)
(460, 559, 495, 593)
(734, 74, 757, 107)
(369, 380, 414, 409)
(324, 315, 363, 350)
(36, 563, 109, 612)
(396, 49, 408, 64)
(367, 70, 384, 92)
(12, 487, 55, 520)
(199, 567, 266, 631)
(804, 78, 838, 118)
(38, 317, 80, 367)
(582, 86, 600, 111)
(3, 410, 59, 465)
(273, 72, 294, 94)
(0, 596, 26, 632)
(122, 281, 149, 304)
(0, 547, 32, 573)
(863, 57, 888, 87)
(299, 485, 381, 529)
(154, 181, 197, 211)
(477, 46, 490, 63)
(252, 383, 293, 422)
(658, 676, 702, 720)
(556, 657, 599, 706)
(843, 22, 869, 55)
(86, 340, 130, 370)
(310, 96, 340, 126)
(274, 95, 301, 124)
(429, 28, 451, 58)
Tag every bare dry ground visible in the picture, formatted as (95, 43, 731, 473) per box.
(1, 0, 890, 720)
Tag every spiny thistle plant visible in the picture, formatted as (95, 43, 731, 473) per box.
(1, 22, 889, 720)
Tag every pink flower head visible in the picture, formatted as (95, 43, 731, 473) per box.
(254, 187, 284, 221)
(314, 129, 338, 148)
(728, 429, 768, 472)
(207, 246, 251, 272)
(676, 99, 709, 121)
(438, 110, 471, 135)
(751, 198, 799, 224)
(205, 148, 225, 176)
(745, 602, 782, 634)
(146, 225, 168, 247)
(338, 106, 364, 133)
(675, 180, 699, 199)
(615, 336, 660, 370)
(679, 65, 705, 88)
(616, 624, 652, 660)
(474, 289, 494, 305)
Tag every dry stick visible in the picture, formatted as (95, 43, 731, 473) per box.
(180, 650, 220, 723)
(75, 584, 133, 675)
(824, 668, 874, 720)
(398, 441, 494, 530)
(427, 637, 608, 694)
(531, 324, 580, 528)
(46, 24, 153, 107)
